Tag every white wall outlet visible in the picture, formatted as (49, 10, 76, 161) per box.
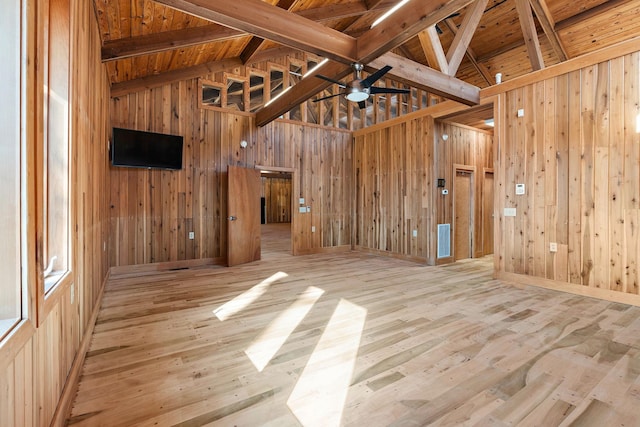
(188, 231, 195, 239)
(412, 229, 418, 237)
(442, 189, 449, 195)
(550, 242, 558, 252)
(311, 226, 316, 233)
(504, 207, 516, 217)
(515, 184, 525, 195)
(517, 108, 525, 117)
(299, 198, 305, 204)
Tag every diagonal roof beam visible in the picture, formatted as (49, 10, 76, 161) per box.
(240, 0, 299, 65)
(357, 0, 475, 63)
(257, 0, 478, 126)
(515, 0, 545, 70)
(528, 0, 568, 61)
(102, 25, 243, 62)
(443, 19, 492, 85)
(371, 52, 479, 105)
(256, 61, 353, 126)
(103, 2, 373, 63)
(418, 26, 449, 73)
(154, 0, 357, 63)
(445, 0, 489, 76)
(110, 57, 243, 97)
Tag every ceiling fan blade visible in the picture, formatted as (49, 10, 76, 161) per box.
(314, 74, 347, 88)
(361, 65, 392, 88)
(369, 87, 411, 95)
(358, 101, 367, 110)
(313, 93, 343, 102)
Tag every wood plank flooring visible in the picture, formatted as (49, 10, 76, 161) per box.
(68, 224, 640, 426)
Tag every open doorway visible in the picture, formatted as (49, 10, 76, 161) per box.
(260, 169, 293, 257)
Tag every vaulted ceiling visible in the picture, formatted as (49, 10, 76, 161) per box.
(95, 0, 640, 125)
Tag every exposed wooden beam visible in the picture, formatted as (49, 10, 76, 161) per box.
(103, 3, 372, 63)
(102, 25, 243, 62)
(443, 19, 492, 85)
(240, 0, 298, 65)
(515, 0, 545, 70)
(555, 0, 627, 31)
(154, 0, 357, 63)
(445, 0, 489, 76)
(110, 57, 243, 97)
(357, 0, 475, 63)
(528, 0, 568, 61)
(372, 52, 480, 105)
(255, 61, 353, 127)
(244, 46, 300, 65)
(418, 26, 449, 73)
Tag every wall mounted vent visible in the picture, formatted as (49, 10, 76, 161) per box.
(437, 223, 451, 258)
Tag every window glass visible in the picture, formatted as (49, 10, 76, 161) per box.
(0, 0, 22, 338)
(249, 72, 265, 112)
(202, 83, 222, 108)
(226, 78, 245, 111)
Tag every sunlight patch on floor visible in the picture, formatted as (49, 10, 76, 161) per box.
(245, 286, 324, 372)
(287, 299, 367, 427)
(213, 271, 288, 321)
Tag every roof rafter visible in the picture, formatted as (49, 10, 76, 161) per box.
(371, 52, 480, 105)
(515, 0, 545, 70)
(442, 19, 492, 85)
(445, 0, 489, 76)
(357, 0, 476, 63)
(418, 26, 449, 73)
(240, 0, 299, 65)
(153, 0, 357, 63)
(528, 0, 568, 61)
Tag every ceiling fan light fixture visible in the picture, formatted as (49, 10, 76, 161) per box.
(346, 90, 369, 102)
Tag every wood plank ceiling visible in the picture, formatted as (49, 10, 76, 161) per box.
(95, 0, 640, 125)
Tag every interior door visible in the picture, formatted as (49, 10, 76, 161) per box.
(227, 166, 261, 266)
(454, 170, 473, 261)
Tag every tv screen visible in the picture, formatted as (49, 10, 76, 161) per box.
(111, 127, 183, 170)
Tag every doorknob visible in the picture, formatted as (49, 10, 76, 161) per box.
(228, 216, 237, 221)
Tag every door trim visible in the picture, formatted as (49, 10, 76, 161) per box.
(255, 165, 296, 255)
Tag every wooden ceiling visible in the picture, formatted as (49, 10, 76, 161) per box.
(95, 0, 640, 125)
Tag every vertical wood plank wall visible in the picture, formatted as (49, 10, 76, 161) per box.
(353, 114, 493, 263)
(110, 91, 352, 265)
(495, 50, 640, 301)
(263, 177, 292, 223)
(0, 0, 111, 425)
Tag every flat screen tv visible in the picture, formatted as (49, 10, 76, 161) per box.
(111, 127, 183, 170)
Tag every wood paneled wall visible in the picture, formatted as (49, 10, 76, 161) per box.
(110, 90, 352, 265)
(494, 49, 640, 302)
(435, 122, 494, 260)
(0, 0, 111, 425)
(263, 177, 292, 224)
(353, 112, 493, 264)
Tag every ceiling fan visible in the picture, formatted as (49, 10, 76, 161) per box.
(313, 63, 410, 109)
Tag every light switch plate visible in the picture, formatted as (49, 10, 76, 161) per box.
(311, 226, 316, 233)
(550, 242, 558, 252)
(299, 206, 307, 213)
(517, 109, 524, 117)
(188, 231, 195, 239)
(504, 207, 516, 217)
(299, 198, 305, 205)
(412, 230, 418, 237)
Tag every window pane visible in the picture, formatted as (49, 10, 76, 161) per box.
(0, 0, 22, 337)
(44, 0, 71, 294)
(249, 73, 265, 113)
(289, 62, 303, 121)
(226, 78, 245, 111)
(202, 84, 222, 107)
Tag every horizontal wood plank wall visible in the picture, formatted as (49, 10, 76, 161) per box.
(110, 92, 352, 265)
(353, 116, 493, 264)
(263, 177, 292, 224)
(0, 0, 111, 425)
(495, 50, 640, 300)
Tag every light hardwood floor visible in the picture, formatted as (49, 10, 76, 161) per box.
(68, 224, 640, 426)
